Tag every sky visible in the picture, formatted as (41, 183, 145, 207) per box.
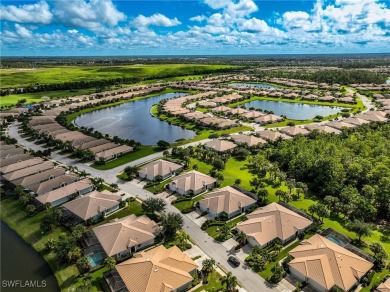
(1, 0, 389, 56)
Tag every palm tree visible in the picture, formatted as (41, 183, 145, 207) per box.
(219, 224, 231, 239)
(236, 231, 247, 245)
(176, 231, 190, 251)
(103, 256, 116, 270)
(220, 272, 238, 292)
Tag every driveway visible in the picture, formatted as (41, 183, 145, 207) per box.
(9, 122, 288, 292)
(185, 209, 207, 227)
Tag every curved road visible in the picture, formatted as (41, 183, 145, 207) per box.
(8, 123, 289, 292)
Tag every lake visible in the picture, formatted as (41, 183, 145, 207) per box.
(228, 82, 279, 89)
(242, 99, 343, 120)
(74, 92, 197, 145)
(0, 220, 59, 292)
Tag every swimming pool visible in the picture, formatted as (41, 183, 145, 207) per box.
(88, 253, 104, 267)
(326, 235, 347, 247)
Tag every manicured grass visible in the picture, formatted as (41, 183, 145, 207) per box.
(91, 146, 160, 170)
(206, 215, 247, 241)
(144, 178, 172, 193)
(173, 194, 204, 211)
(193, 269, 224, 292)
(0, 64, 234, 89)
(0, 197, 79, 291)
(73, 266, 109, 292)
(97, 200, 144, 226)
(360, 269, 390, 292)
(258, 240, 301, 279)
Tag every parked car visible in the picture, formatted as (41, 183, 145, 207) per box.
(228, 256, 240, 267)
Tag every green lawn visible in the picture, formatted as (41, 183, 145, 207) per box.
(258, 240, 301, 280)
(96, 200, 143, 226)
(0, 197, 79, 291)
(206, 215, 247, 241)
(173, 194, 204, 211)
(360, 269, 390, 292)
(0, 64, 234, 89)
(73, 266, 109, 292)
(144, 178, 172, 193)
(193, 269, 224, 292)
(92, 146, 160, 170)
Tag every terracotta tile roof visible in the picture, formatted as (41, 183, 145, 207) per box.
(280, 126, 310, 136)
(342, 118, 371, 126)
(92, 214, 160, 256)
(0, 158, 44, 174)
(199, 186, 256, 215)
(204, 139, 237, 152)
(115, 245, 197, 292)
(36, 178, 93, 205)
(237, 202, 312, 246)
(62, 190, 122, 221)
(305, 124, 342, 134)
(28, 173, 79, 195)
(4, 161, 55, 182)
(231, 134, 267, 146)
(289, 234, 373, 291)
(256, 130, 292, 141)
(95, 145, 133, 159)
(325, 121, 356, 130)
(88, 142, 119, 154)
(0, 148, 24, 159)
(169, 170, 216, 193)
(0, 154, 33, 167)
(255, 114, 284, 123)
(139, 160, 183, 178)
(377, 278, 390, 292)
(12, 168, 67, 187)
(78, 139, 110, 150)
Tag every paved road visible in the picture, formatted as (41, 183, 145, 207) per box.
(8, 123, 282, 292)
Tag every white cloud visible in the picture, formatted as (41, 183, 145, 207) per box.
(190, 15, 207, 22)
(52, 0, 126, 31)
(240, 18, 272, 32)
(0, 1, 52, 24)
(132, 13, 181, 28)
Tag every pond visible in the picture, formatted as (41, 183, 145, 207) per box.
(74, 92, 197, 145)
(227, 82, 279, 89)
(242, 99, 343, 120)
(0, 220, 59, 292)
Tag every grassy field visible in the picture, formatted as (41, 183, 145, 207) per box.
(193, 269, 224, 292)
(0, 64, 233, 89)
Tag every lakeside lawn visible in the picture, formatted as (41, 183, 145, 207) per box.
(0, 197, 79, 291)
(91, 146, 160, 170)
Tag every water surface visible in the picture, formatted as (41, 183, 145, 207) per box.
(74, 92, 196, 145)
(243, 99, 343, 120)
(1, 220, 59, 292)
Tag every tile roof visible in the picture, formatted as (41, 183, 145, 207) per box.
(199, 186, 256, 215)
(170, 170, 216, 193)
(12, 168, 67, 187)
(28, 173, 79, 195)
(377, 278, 390, 292)
(4, 161, 55, 182)
(138, 159, 183, 178)
(231, 134, 267, 146)
(0, 158, 43, 174)
(237, 202, 312, 246)
(115, 245, 197, 292)
(0, 154, 33, 167)
(62, 190, 122, 221)
(289, 234, 373, 291)
(95, 145, 133, 159)
(204, 139, 237, 152)
(92, 214, 160, 256)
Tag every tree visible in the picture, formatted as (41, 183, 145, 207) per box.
(13, 185, 25, 198)
(157, 140, 170, 149)
(103, 256, 116, 270)
(142, 197, 166, 216)
(315, 203, 330, 223)
(220, 272, 238, 292)
(250, 177, 264, 192)
(193, 164, 199, 170)
(219, 224, 231, 239)
(234, 179, 241, 185)
(176, 231, 190, 251)
(26, 204, 36, 216)
(72, 224, 86, 241)
(369, 243, 387, 267)
(234, 148, 249, 160)
(348, 219, 372, 242)
(19, 194, 31, 206)
(202, 258, 215, 275)
(269, 264, 285, 284)
(76, 257, 90, 275)
(236, 231, 247, 245)
(160, 212, 184, 236)
(67, 246, 82, 262)
(123, 166, 138, 180)
(275, 190, 286, 202)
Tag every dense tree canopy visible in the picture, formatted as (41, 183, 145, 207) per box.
(269, 123, 390, 222)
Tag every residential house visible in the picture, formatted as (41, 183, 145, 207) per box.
(237, 202, 312, 247)
(104, 245, 198, 292)
(204, 139, 237, 153)
(138, 159, 183, 181)
(231, 134, 267, 147)
(27, 173, 79, 195)
(94, 145, 133, 161)
(199, 186, 257, 218)
(288, 234, 373, 292)
(168, 170, 216, 196)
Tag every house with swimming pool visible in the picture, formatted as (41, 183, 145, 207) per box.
(288, 234, 373, 292)
(83, 214, 160, 266)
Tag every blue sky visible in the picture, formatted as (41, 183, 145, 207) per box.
(1, 0, 389, 56)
